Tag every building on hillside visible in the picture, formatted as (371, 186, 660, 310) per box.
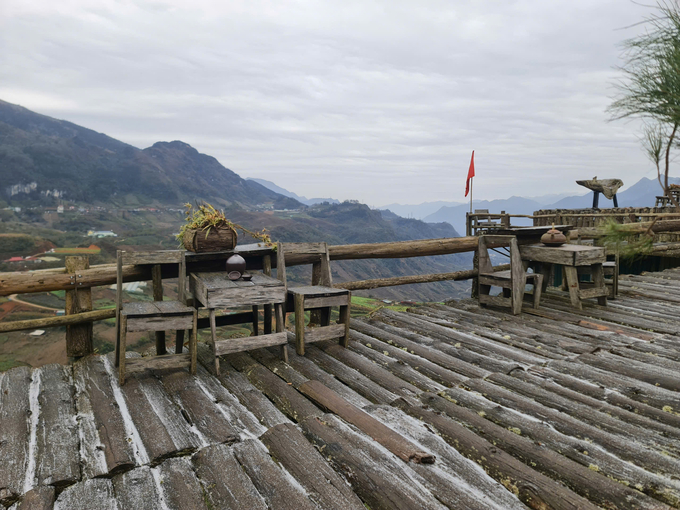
(87, 230, 117, 238)
(57, 205, 64, 213)
(4, 256, 24, 262)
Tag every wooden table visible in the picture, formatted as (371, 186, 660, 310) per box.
(519, 243, 607, 309)
(190, 272, 287, 374)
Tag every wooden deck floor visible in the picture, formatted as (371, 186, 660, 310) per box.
(2, 268, 680, 509)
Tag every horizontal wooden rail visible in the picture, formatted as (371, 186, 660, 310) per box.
(334, 264, 510, 291)
(1, 237, 487, 296)
(0, 309, 116, 333)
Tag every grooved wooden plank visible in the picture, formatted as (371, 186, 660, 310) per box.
(124, 353, 191, 374)
(317, 342, 422, 399)
(214, 332, 287, 356)
(121, 251, 183, 265)
(125, 315, 193, 333)
(156, 457, 208, 510)
(157, 370, 239, 445)
(300, 413, 447, 510)
(303, 324, 346, 343)
(112, 466, 162, 510)
(9, 485, 55, 510)
(197, 344, 289, 429)
(394, 398, 599, 510)
(35, 364, 79, 489)
(73, 356, 136, 479)
(116, 371, 201, 463)
(232, 439, 317, 510)
(260, 423, 366, 510)
(299, 380, 433, 464)
(303, 295, 349, 308)
(191, 444, 267, 510)
(53, 478, 117, 510)
(366, 405, 527, 510)
(302, 345, 399, 405)
(0, 367, 33, 506)
(227, 352, 323, 423)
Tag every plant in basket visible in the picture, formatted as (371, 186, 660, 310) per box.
(177, 202, 273, 252)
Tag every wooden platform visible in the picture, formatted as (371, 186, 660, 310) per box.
(3, 268, 680, 509)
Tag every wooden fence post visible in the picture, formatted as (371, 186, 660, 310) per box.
(65, 256, 93, 358)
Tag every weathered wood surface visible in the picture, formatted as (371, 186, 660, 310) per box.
(214, 331, 287, 355)
(73, 356, 136, 479)
(9, 485, 55, 510)
(65, 256, 93, 357)
(111, 466, 163, 510)
(300, 413, 447, 510)
(53, 478, 118, 510)
(0, 367, 32, 507)
(156, 457, 208, 510)
(0, 309, 116, 333)
(5, 266, 680, 509)
(298, 380, 435, 463)
(335, 265, 510, 290)
(260, 423, 366, 510)
(192, 444, 267, 510)
(34, 365, 79, 489)
(232, 439, 318, 510)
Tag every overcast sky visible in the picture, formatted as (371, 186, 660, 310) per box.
(0, 0, 662, 206)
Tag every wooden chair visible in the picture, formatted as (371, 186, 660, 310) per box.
(279, 242, 350, 355)
(477, 235, 543, 315)
(115, 250, 197, 385)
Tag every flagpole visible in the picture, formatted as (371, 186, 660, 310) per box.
(469, 177, 473, 214)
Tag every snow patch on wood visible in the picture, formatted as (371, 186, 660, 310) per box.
(101, 356, 149, 466)
(23, 368, 40, 494)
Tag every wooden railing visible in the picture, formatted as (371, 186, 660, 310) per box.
(0, 237, 498, 337)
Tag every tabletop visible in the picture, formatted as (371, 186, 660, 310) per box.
(519, 243, 606, 266)
(190, 271, 286, 308)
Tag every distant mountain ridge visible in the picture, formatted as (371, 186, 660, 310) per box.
(421, 176, 680, 234)
(247, 178, 340, 205)
(0, 99, 300, 209)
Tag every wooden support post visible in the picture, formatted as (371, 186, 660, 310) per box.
(252, 305, 259, 336)
(275, 303, 288, 363)
(338, 294, 350, 348)
(294, 294, 305, 356)
(151, 264, 166, 355)
(263, 255, 273, 334)
(209, 308, 219, 376)
(471, 249, 479, 299)
(65, 256, 93, 358)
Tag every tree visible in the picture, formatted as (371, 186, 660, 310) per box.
(608, 1, 680, 208)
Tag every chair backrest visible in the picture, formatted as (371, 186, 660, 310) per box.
(277, 242, 332, 287)
(116, 250, 186, 312)
(478, 235, 522, 278)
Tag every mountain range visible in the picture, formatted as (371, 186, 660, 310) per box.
(246, 178, 340, 206)
(0, 99, 469, 301)
(0, 99, 300, 210)
(419, 176, 679, 235)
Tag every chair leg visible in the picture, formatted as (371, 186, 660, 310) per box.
(119, 315, 127, 386)
(114, 310, 120, 367)
(294, 294, 305, 356)
(339, 301, 350, 348)
(252, 305, 259, 336)
(209, 308, 220, 376)
(275, 303, 288, 363)
(190, 311, 197, 376)
(533, 274, 544, 308)
(264, 304, 272, 334)
(511, 276, 526, 315)
(563, 266, 582, 310)
(175, 330, 185, 355)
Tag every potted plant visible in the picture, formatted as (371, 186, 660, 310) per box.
(177, 202, 273, 252)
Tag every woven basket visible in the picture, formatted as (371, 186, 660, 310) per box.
(182, 226, 237, 252)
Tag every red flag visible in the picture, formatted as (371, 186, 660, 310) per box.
(464, 150, 475, 197)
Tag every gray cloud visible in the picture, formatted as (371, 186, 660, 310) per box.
(0, 0, 660, 205)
